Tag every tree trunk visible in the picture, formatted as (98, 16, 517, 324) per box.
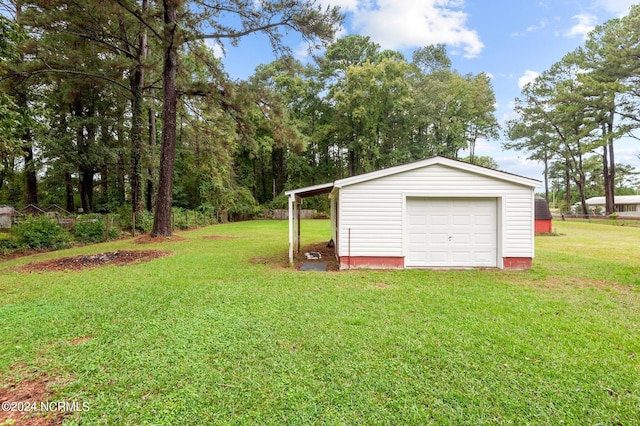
(130, 73, 144, 213)
(271, 147, 284, 197)
(543, 152, 549, 202)
(80, 167, 94, 213)
(116, 120, 126, 204)
(151, 0, 180, 237)
(564, 163, 571, 210)
(606, 115, 616, 215)
(602, 139, 612, 214)
(65, 171, 74, 213)
(146, 106, 156, 212)
(23, 145, 38, 205)
(348, 149, 356, 177)
(130, 0, 149, 214)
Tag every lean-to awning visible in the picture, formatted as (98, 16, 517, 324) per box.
(284, 182, 334, 265)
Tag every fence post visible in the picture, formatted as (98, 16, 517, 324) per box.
(132, 211, 136, 237)
(105, 214, 110, 241)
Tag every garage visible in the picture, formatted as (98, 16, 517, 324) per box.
(286, 156, 540, 270)
(405, 198, 497, 267)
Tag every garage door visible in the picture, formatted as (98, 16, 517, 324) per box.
(405, 198, 497, 267)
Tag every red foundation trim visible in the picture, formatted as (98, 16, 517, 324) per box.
(535, 219, 553, 234)
(503, 257, 532, 270)
(340, 256, 404, 270)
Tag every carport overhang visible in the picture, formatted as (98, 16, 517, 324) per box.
(285, 182, 334, 266)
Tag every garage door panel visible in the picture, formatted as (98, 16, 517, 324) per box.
(430, 215, 448, 226)
(451, 233, 471, 244)
(452, 215, 471, 226)
(408, 234, 426, 245)
(475, 233, 494, 245)
(475, 214, 493, 224)
(430, 251, 449, 263)
(408, 214, 426, 226)
(405, 198, 497, 268)
(431, 233, 449, 244)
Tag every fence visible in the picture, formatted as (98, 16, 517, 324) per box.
(262, 209, 317, 220)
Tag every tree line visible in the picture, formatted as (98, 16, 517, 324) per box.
(3, 1, 638, 234)
(505, 5, 640, 215)
(0, 0, 500, 235)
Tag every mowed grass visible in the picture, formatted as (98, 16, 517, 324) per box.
(1, 220, 639, 425)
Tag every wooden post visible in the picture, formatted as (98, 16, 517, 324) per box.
(105, 214, 110, 241)
(132, 211, 136, 237)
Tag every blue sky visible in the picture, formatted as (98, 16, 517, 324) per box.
(216, 0, 640, 187)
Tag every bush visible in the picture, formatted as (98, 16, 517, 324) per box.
(14, 215, 71, 250)
(0, 235, 24, 255)
(72, 216, 120, 244)
(116, 206, 154, 233)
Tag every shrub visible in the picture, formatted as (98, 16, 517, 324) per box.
(14, 215, 71, 250)
(0, 235, 24, 255)
(116, 206, 154, 233)
(72, 216, 119, 243)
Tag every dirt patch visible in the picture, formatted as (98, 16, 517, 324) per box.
(202, 235, 239, 240)
(295, 241, 339, 271)
(17, 250, 171, 273)
(134, 234, 186, 244)
(0, 373, 68, 425)
(68, 336, 93, 345)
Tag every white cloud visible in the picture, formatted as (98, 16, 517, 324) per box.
(319, 0, 484, 58)
(205, 39, 225, 59)
(511, 19, 548, 37)
(594, 0, 637, 15)
(318, 0, 360, 13)
(518, 70, 540, 89)
(564, 14, 597, 39)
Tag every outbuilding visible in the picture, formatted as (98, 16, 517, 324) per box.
(286, 156, 540, 270)
(534, 197, 553, 234)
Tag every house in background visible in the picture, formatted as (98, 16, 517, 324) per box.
(534, 197, 553, 234)
(286, 156, 540, 270)
(585, 195, 640, 217)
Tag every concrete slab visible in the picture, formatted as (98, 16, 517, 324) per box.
(300, 262, 328, 271)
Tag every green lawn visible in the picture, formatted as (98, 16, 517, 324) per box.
(1, 220, 639, 425)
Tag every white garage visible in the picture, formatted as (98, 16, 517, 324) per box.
(286, 156, 540, 270)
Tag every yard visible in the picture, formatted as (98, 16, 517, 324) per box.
(1, 220, 639, 424)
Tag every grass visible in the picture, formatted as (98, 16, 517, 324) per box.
(1, 220, 639, 424)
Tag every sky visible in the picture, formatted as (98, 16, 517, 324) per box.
(216, 0, 640, 189)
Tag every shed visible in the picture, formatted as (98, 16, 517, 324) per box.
(534, 197, 553, 234)
(286, 156, 540, 270)
(0, 206, 17, 230)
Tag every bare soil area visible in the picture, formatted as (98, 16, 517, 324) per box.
(17, 250, 171, 273)
(0, 372, 67, 425)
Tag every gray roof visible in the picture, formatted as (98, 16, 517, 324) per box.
(535, 198, 552, 220)
(585, 195, 640, 205)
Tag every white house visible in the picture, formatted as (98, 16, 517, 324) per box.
(286, 156, 540, 270)
(585, 195, 640, 217)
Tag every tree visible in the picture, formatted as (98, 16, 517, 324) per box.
(332, 56, 413, 175)
(147, 0, 342, 236)
(461, 155, 498, 170)
(0, 14, 24, 194)
(506, 56, 602, 216)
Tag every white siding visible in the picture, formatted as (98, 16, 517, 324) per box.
(336, 164, 534, 262)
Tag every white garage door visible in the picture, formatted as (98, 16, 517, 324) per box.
(405, 198, 497, 268)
